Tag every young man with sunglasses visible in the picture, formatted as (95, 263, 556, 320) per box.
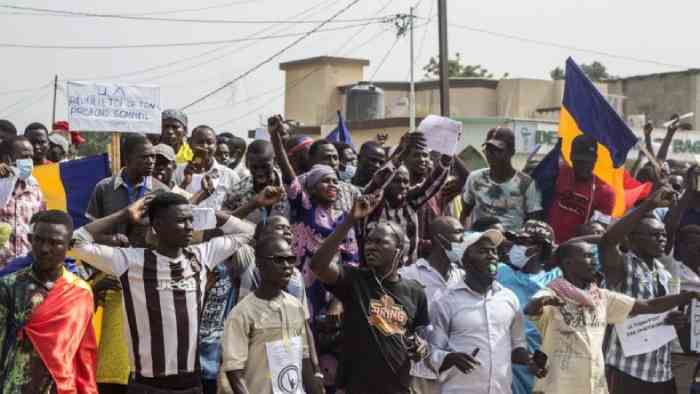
(599, 184, 681, 394)
(220, 236, 321, 394)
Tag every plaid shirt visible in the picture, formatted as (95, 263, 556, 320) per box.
(222, 169, 289, 224)
(0, 178, 45, 267)
(605, 252, 673, 382)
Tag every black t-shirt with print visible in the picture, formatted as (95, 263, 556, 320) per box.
(326, 265, 429, 394)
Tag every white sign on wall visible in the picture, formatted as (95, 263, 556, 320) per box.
(67, 81, 161, 133)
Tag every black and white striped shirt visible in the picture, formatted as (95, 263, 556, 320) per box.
(72, 217, 254, 378)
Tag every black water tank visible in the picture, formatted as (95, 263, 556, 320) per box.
(346, 83, 385, 122)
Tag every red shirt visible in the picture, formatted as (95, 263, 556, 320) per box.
(548, 163, 614, 243)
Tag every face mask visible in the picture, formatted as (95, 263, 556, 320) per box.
(508, 244, 531, 269)
(339, 164, 356, 180)
(16, 158, 33, 180)
(445, 241, 466, 263)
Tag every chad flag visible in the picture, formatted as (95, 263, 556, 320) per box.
(33, 154, 111, 227)
(557, 57, 638, 217)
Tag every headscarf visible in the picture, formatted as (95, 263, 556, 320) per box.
(304, 164, 336, 190)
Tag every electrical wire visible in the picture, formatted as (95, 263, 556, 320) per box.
(370, 36, 401, 82)
(2, 90, 51, 118)
(60, 0, 337, 82)
(0, 4, 387, 24)
(0, 82, 51, 96)
(0, 21, 384, 50)
(215, 23, 402, 127)
(116, 0, 261, 16)
(0, 85, 50, 116)
(447, 21, 694, 70)
(181, 0, 363, 110)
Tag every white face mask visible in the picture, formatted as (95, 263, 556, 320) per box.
(444, 241, 466, 264)
(508, 244, 531, 269)
(15, 158, 33, 180)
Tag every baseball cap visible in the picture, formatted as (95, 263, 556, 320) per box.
(154, 144, 176, 162)
(48, 132, 70, 153)
(571, 134, 597, 160)
(162, 109, 188, 129)
(484, 127, 515, 151)
(463, 229, 505, 250)
(508, 220, 556, 247)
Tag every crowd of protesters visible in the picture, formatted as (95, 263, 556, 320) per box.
(0, 109, 699, 394)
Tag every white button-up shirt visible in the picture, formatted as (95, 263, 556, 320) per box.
(399, 258, 465, 308)
(429, 281, 527, 394)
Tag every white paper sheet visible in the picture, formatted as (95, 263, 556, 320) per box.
(691, 299, 700, 352)
(265, 336, 305, 394)
(185, 173, 204, 194)
(417, 115, 463, 156)
(0, 174, 17, 209)
(615, 312, 676, 357)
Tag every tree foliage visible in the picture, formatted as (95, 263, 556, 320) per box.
(423, 53, 508, 79)
(550, 61, 617, 82)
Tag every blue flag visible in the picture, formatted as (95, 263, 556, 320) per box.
(326, 110, 353, 147)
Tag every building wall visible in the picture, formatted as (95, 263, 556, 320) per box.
(284, 62, 364, 126)
(615, 72, 700, 127)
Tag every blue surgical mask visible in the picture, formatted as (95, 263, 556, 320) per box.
(444, 241, 466, 263)
(339, 164, 357, 181)
(508, 244, 531, 269)
(15, 158, 33, 180)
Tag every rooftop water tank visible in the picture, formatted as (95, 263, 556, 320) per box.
(346, 82, 385, 122)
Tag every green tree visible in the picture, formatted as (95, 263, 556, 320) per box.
(423, 53, 507, 79)
(550, 61, 616, 82)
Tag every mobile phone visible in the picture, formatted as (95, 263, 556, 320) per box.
(533, 350, 548, 369)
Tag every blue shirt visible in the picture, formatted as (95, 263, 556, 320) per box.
(0, 254, 80, 277)
(496, 263, 561, 394)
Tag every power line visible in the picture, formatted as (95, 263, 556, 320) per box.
(0, 20, 384, 50)
(0, 82, 51, 96)
(120, 1, 261, 16)
(60, 0, 337, 81)
(370, 36, 401, 81)
(0, 85, 50, 116)
(216, 23, 399, 127)
(2, 90, 51, 118)
(0, 4, 387, 24)
(181, 0, 363, 110)
(447, 21, 695, 70)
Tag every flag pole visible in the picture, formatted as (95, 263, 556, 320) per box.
(409, 6, 416, 131)
(51, 75, 58, 126)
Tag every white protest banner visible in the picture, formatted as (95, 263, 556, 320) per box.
(67, 81, 160, 133)
(691, 299, 700, 352)
(615, 312, 676, 357)
(418, 115, 463, 156)
(192, 208, 216, 231)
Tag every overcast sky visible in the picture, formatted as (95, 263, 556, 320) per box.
(0, 0, 696, 137)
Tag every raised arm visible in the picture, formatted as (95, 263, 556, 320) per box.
(599, 185, 674, 287)
(309, 192, 382, 285)
(657, 117, 679, 161)
(268, 115, 296, 182)
(643, 122, 656, 159)
(228, 186, 283, 219)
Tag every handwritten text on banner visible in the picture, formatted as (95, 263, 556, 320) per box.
(67, 81, 161, 133)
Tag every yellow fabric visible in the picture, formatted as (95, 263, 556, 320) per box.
(93, 306, 103, 346)
(176, 143, 193, 164)
(95, 289, 130, 385)
(558, 107, 627, 217)
(531, 288, 635, 394)
(32, 162, 67, 211)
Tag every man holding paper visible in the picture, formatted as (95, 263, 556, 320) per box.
(599, 185, 689, 393)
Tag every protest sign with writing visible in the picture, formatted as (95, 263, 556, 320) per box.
(67, 81, 160, 133)
(615, 312, 676, 357)
(691, 299, 700, 352)
(418, 115, 463, 156)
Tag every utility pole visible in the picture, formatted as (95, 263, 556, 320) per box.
(409, 6, 416, 131)
(51, 75, 58, 125)
(437, 0, 450, 116)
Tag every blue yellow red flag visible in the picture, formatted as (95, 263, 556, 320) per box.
(558, 57, 638, 217)
(32, 154, 111, 227)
